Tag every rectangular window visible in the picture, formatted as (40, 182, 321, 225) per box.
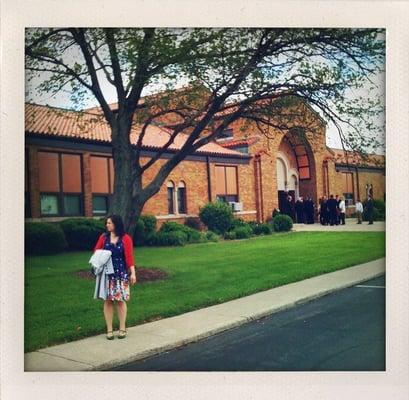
(90, 156, 109, 193)
(38, 151, 83, 217)
(177, 187, 187, 214)
(63, 195, 81, 215)
(344, 193, 354, 207)
(342, 173, 354, 205)
(40, 194, 59, 215)
(38, 152, 60, 192)
(92, 195, 109, 215)
(62, 154, 82, 192)
(90, 156, 114, 216)
(167, 187, 174, 214)
(215, 165, 238, 201)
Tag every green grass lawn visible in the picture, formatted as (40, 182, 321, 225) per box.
(25, 231, 385, 352)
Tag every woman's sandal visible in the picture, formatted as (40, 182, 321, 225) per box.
(118, 329, 127, 339)
(106, 331, 114, 340)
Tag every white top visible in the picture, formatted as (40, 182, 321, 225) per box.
(339, 200, 346, 213)
(355, 201, 363, 213)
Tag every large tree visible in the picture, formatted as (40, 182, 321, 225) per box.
(25, 28, 384, 233)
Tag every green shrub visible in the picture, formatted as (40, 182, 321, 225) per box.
(205, 230, 220, 242)
(159, 221, 202, 243)
(272, 214, 293, 232)
(134, 215, 157, 245)
(224, 231, 237, 240)
(233, 225, 253, 239)
(59, 218, 105, 250)
(229, 217, 247, 230)
(224, 224, 253, 240)
(251, 222, 273, 235)
(199, 202, 234, 234)
(184, 217, 203, 231)
(25, 222, 68, 255)
(152, 230, 188, 246)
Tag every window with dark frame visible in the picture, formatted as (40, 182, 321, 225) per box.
(177, 185, 187, 214)
(215, 165, 238, 203)
(90, 155, 114, 216)
(38, 151, 83, 217)
(167, 185, 175, 214)
(342, 172, 354, 206)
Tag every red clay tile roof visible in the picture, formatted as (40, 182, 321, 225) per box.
(219, 136, 261, 148)
(25, 103, 248, 158)
(328, 147, 385, 168)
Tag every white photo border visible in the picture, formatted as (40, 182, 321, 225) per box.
(1, 1, 408, 399)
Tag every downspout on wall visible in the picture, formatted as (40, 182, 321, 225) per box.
(206, 156, 212, 202)
(253, 155, 261, 222)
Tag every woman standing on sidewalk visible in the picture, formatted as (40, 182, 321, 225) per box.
(93, 215, 137, 340)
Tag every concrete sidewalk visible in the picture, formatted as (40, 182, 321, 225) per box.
(25, 258, 385, 372)
(292, 220, 385, 232)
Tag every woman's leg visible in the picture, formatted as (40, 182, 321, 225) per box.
(116, 301, 127, 331)
(103, 300, 114, 332)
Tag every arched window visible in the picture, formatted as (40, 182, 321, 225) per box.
(177, 181, 187, 214)
(276, 157, 287, 191)
(166, 181, 175, 214)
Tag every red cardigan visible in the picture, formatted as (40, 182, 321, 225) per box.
(94, 233, 135, 270)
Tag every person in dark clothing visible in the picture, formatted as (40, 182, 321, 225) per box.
(295, 197, 304, 223)
(319, 196, 328, 225)
(365, 195, 374, 224)
(303, 197, 310, 224)
(287, 195, 295, 222)
(327, 194, 338, 226)
(305, 196, 315, 224)
(335, 194, 340, 225)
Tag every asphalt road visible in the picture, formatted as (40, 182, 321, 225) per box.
(114, 275, 385, 371)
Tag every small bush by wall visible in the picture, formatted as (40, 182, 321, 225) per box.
(59, 218, 105, 251)
(199, 202, 234, 234)
(25, 222, 68, 255)
(152, 230, 188, 246)
(134, 215, 157, 246)
(272, 214, 293, 232)
(251, 222, 273, 235)
(205, 231, 220, 242)
(159, 221, 202, 243)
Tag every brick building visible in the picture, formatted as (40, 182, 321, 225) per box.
(25, 99, 385, 224)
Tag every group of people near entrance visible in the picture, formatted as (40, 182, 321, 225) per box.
(318, 195, 374, 226)
(280, 193, 375, 225)
(280, 195, 316, 224)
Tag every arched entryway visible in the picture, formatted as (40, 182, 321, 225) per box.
(276, 151, 299, 216)
(276, 129, 317, 216)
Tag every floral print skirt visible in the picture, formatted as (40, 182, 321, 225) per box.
(107, 278, 130, 302)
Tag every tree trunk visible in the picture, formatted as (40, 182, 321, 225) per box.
(108, 117, 139, 235)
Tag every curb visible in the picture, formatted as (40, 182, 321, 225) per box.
(25, 258, 385, 371)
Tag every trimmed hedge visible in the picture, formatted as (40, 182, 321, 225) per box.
(224, 224, 253, 240)
(272, 214, 293, 232)
(159, 221, 203, 243)
(233, 225, 253, 239)
(199, 202, 234, 234)
(59, 218, 105, 251)
(250, 222, 273, 235)
(205, 231, 220, 242)
(25, 222, 68, 255)
(152, 230, 188, 246)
